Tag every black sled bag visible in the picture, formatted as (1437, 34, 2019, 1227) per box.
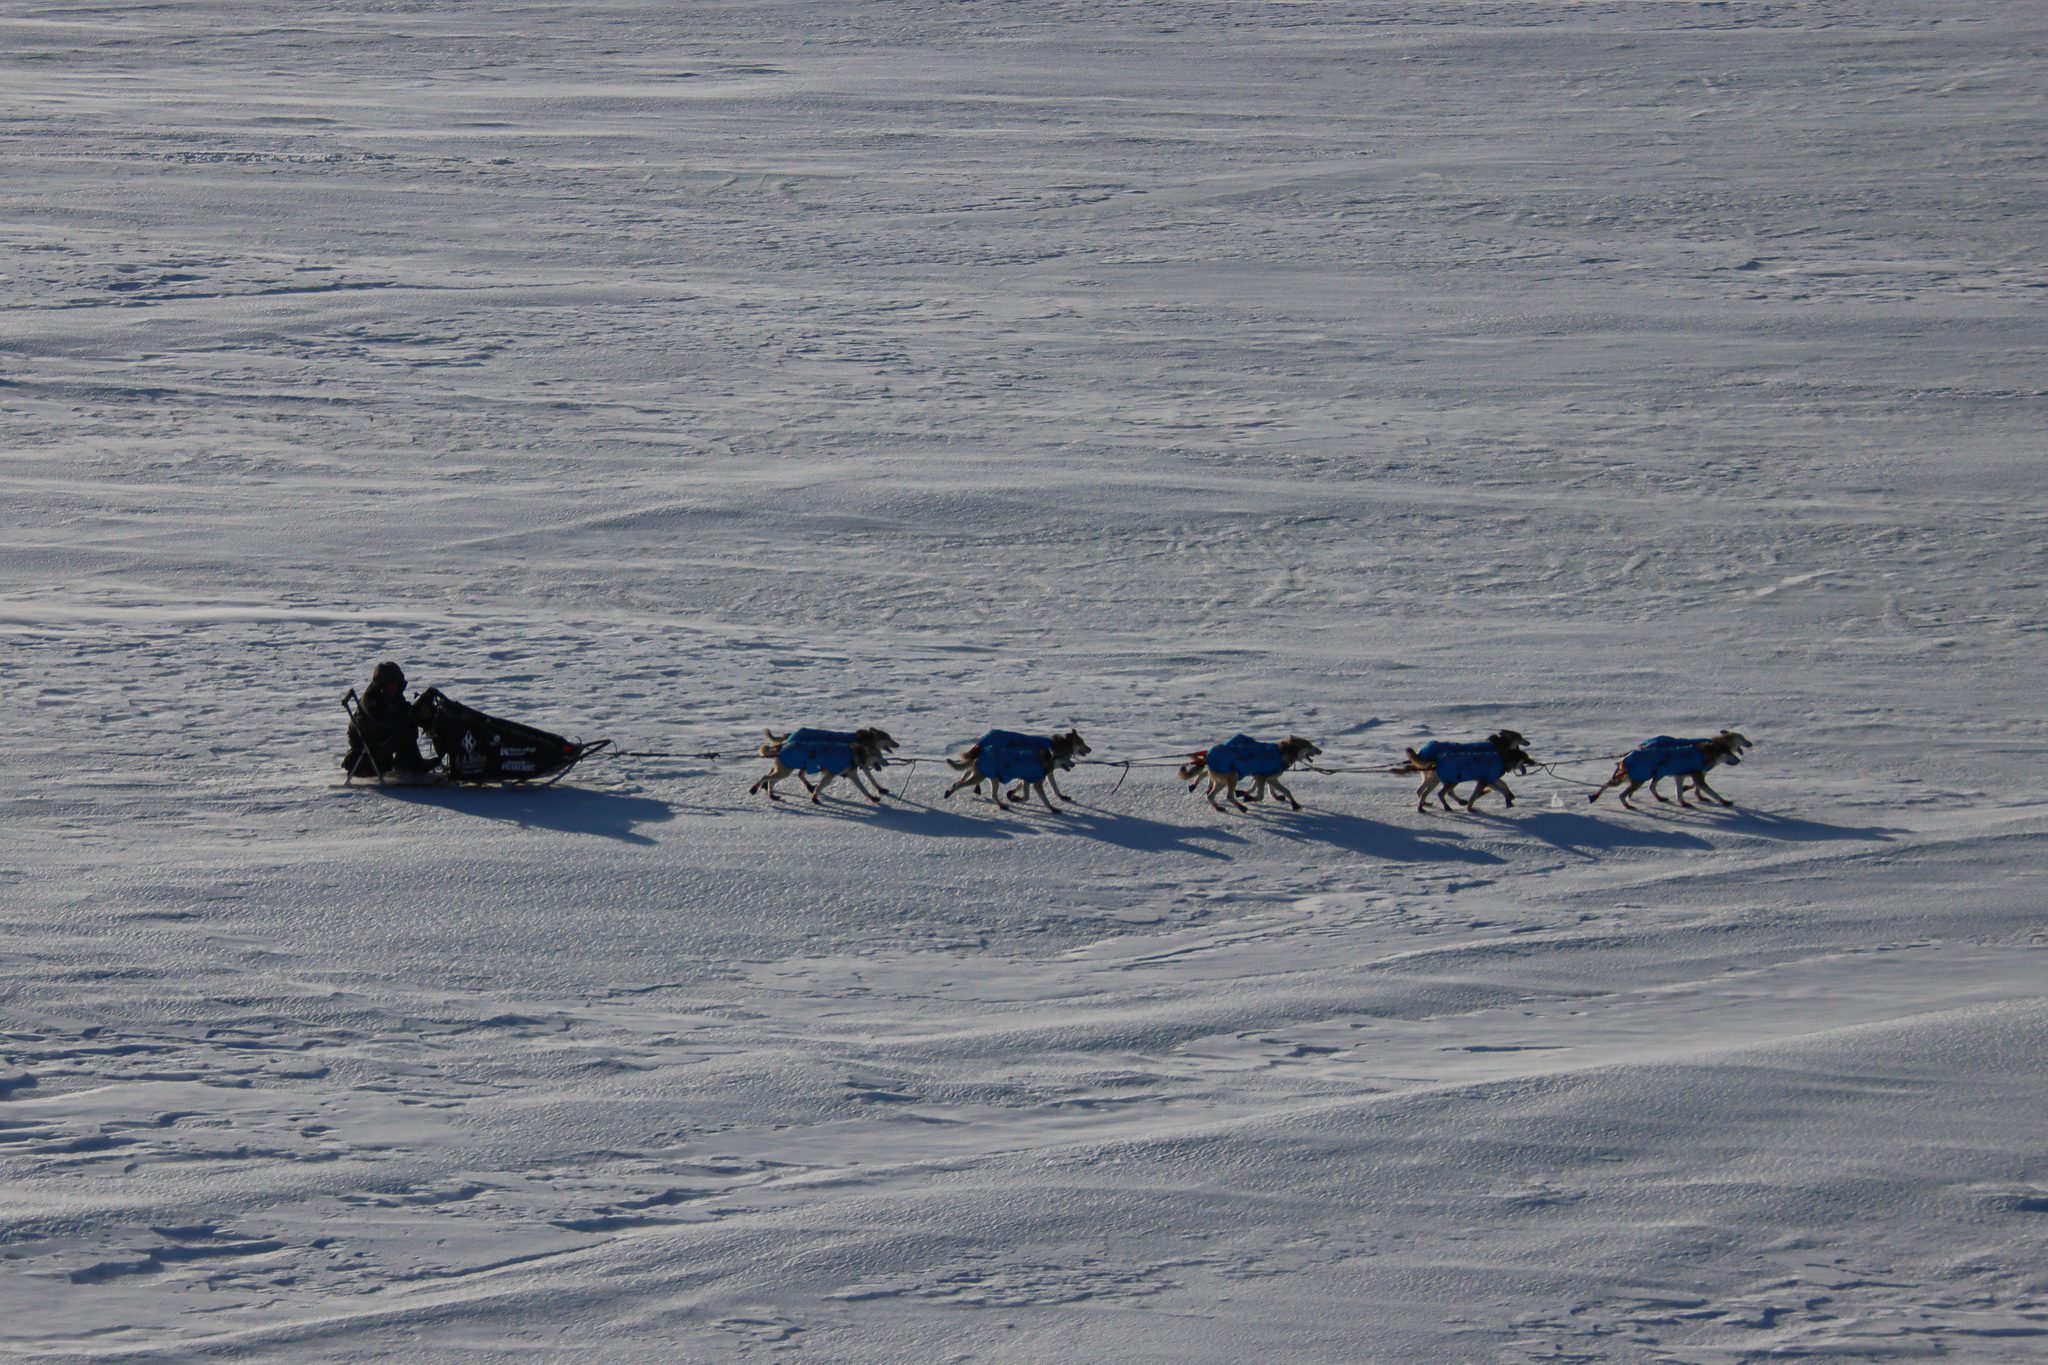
(418, 691, 596, 784)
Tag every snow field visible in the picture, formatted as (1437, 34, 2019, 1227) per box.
(4, 2, 2047, 1359)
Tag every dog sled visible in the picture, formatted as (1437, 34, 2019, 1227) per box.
(342, 687, 611, 787)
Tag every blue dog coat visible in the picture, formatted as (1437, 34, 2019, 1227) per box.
(1622, 737, 1709, 783)
(1205, 734, 1287, 778)
(1416, 739, 1509, 786)
(778, 727, 860, 775)
(973, 729, 1051, 784)
(978, 729, 1049, 754)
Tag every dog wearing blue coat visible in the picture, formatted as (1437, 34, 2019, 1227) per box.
(751, 727, 899, 804)
(1179, 734, 1322, 812)
(944, 729, 1089, 813)
(1589, 731, 1751, 809)
(1392, 730, 1534, 812)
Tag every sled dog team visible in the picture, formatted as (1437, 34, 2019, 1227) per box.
(350, 655, 1755, 813)
(751, 724, 1755, 815)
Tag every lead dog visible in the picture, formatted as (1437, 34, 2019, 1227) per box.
(1589, 731, 1751, 809)
(1179, 735, 1322, 812)
(1391, 730, 1534, 811)
(944, 729, 1089, 813)
(751, 726, 899, 804)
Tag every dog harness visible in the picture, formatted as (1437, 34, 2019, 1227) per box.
(1416, 739, 1510, 786)
(971, 729, 1057, 784)
(1621, 736, 1710, 783)
(1204, 735, 1288, 778)
(778, 727, 862, 775)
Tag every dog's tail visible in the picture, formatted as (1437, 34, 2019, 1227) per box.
(1178, 752, 1209, 784)
(758, 729, 788, 758)
(947, 743, 981, 772)
(1390, 747, 1430, 775)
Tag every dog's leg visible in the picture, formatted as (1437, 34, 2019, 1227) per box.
(943, 770, 975, 801)
(848, 768, 883, 804)
(1437, 780, 1460, 811)
(1462, 780, 1490, 809)
(1416, 773, 1438, 812)
(1649, 776, 1671, 804)
(1270, 776, 1301, 811)
(1493, 778, 1515, 808)
(811, 770, 840, 804)
(1693, 774, 1734, 807)
(1032, 780, 1062, 815)
(1046, 771, 1072, 803)
(1618, 779, 1644, 808)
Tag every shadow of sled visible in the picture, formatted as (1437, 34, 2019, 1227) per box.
(385, 785, 677, 846)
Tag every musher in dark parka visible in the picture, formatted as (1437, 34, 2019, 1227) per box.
(345, 660, 438, 778)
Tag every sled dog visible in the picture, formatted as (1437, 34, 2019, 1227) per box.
(751, 727, 899, 804)
(1588, 731, 1751, 809)
(1179, 735, 1322, 812)
(1391, 730, 1534, 811)
(944, 729, 1090, 813)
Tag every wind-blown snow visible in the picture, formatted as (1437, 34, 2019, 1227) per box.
(4, 2, 2045, 1359)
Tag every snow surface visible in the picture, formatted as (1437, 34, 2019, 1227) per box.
(5, 2, 2047, 1359)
